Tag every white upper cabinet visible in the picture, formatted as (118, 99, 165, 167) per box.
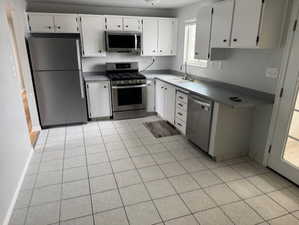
(28, 13, 78, 33)
(28, 13, 55, 33)
(123, 17, 141, 32)
(54, 14, 79, 33)
(106, 16, 123, 31)
(142, 17, 177, 56)
(158, 18, 175, 56)
(195, 6, 213, 60)
(210, 0, 234, 48)
(231, 0, 285, 48)
(142, 18, 159, 56)
(231, 0, 263, 48)
(80, 15, 106, 57)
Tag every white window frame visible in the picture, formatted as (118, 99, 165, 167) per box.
(183, 20, 208, 68)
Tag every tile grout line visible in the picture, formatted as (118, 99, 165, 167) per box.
(115, 120, 167, 225)
(98, 121, 133, 225)
(163, 143, 237, 225)
(58, 127, 67, 225)
(82, 124, 98, 225)
(22, 130, 49, 225)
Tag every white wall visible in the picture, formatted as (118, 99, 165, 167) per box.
(173, 1, 285, 94)
(0, 0, 34, 224)
(83, 55, 175, 72)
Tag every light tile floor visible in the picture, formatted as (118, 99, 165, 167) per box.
(9, 116, 299, 225)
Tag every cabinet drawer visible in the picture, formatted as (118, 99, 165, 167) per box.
(175, 118, 186, 134)
(176, 91, 188, 104)
(176, 101, 187, 112)
(176, 108, 187, 122)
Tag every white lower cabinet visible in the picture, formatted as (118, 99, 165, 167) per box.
(155, 80, 176, 125)
(86, 81, 112, 119)
(146, 80, 155, 112)
(163, 83, 176, 124)
(155, 80, 165, 117)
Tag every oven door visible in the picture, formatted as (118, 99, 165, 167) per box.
(112, 84, 147, 112)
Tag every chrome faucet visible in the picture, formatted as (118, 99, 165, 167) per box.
(183, 61, 192, 81)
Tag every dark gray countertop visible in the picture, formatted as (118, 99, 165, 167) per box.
(141, 70, 275, 108)
(83, 72, 109, 82)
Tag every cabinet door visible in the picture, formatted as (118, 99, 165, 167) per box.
(171, 19, 178, 55)
(142, 18, 158, 56)
(28, 13, 55, 33)
(155, 80, 165, 117)
(163, 83, 176, 125)
(86, 81, 111, 118)
(211, 0, 234, 48)
(106, 16, 123, 31)
(54, 14, 79, 33)
(123, 17, 141, 31)
(195, 6, 213, 60)
(80, 15, 106, 57)
(146, 80, 155, 112)
(158, 18, 173, 56)
(231, 0, 263, 48)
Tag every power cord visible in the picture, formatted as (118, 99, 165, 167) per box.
(140, 57, 156, 72)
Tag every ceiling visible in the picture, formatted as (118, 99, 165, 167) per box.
(26, 0, 200, 9)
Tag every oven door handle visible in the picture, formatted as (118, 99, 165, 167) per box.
(112, 84, 148, 89)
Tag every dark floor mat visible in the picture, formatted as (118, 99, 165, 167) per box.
(144, 120, 180, 138)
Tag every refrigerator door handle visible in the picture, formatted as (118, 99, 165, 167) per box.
(76, 39, 85, 99)
(79, 71, 85, 99)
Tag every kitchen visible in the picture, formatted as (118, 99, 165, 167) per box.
(2, 0, 299, 225)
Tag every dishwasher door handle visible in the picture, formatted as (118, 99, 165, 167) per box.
(191, 99, 211, 108)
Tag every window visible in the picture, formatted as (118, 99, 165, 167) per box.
(184, 22, 208, 68)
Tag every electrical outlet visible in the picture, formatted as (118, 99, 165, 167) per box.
(266, 67, 279, 79)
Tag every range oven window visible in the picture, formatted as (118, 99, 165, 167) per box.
(108, 35, 135, 49)
(117, 88, 142, 106)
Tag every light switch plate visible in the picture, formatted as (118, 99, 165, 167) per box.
(266, 67, 279, 79)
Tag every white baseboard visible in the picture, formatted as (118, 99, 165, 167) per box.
(2, 149, 34, 225)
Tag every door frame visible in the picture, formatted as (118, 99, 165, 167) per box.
(264, 2, 299, 168)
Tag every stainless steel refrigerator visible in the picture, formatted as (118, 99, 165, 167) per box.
(28, 36, 87, 128)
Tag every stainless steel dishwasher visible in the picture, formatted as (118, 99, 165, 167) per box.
(186, 95, 214, 152)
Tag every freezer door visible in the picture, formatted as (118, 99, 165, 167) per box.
(28, 37, 81, 71)
(33, 70, 87, 127)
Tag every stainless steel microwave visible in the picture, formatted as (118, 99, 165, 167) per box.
(106, 31, 141, 53)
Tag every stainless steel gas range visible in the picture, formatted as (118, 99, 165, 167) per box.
(106, 62, 148, 119)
